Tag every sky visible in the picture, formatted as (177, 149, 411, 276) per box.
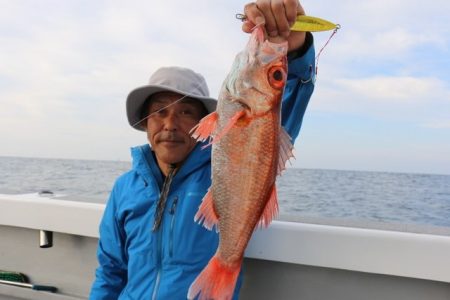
(0, 0, 449, 175)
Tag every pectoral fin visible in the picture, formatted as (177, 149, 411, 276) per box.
(192, 110, 247, 148)
(190, 111, 218, 142)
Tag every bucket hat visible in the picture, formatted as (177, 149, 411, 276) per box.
(126, 66, 217, 131)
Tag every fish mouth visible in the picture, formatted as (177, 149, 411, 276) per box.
(248, 24, 266, 51)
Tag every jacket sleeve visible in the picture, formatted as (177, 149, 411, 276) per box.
(90, 183, 128, 299)
(281, 32, 315, 143)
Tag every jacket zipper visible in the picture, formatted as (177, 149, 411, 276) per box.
(169, 196, 179, 258)
(152, 196, 179, 299)
(150, 167, 177, 300)
(151, 224, 163, 300)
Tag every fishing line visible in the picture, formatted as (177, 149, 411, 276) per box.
(314, 24, 340, 76)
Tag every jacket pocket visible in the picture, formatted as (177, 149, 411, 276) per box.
(168, 192, 218, 265)
(168, 196, 179, 258)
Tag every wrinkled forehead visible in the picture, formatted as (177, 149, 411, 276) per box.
(149, 92, 200, 106)
(146, 92, 208, 115)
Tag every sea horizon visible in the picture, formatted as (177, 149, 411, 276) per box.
(1, 154, 449, 177)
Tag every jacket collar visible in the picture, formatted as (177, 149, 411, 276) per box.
(131, 142, 211, 187)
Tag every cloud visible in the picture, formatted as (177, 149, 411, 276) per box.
(0, 1, 247, 159)
(0, 0, 449, 175)
(421, 120, 450, 129)
(309, 0, 450, 81)
(334, 76, 448, 102)
(310, 75, 450, 129)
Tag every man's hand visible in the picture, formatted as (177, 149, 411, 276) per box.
(242, 0, 306, 53)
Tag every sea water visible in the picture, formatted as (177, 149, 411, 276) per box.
(1, 156, 449, 229)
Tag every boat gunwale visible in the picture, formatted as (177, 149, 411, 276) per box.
(1, 193, 449, 283)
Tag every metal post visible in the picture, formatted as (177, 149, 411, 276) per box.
(39, 230, 53, 248)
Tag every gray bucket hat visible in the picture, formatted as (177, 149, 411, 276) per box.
(126, 66, 217, 131)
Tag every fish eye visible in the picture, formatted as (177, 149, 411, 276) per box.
(268, 66, 286, 90)
(273, 70, 283, 81)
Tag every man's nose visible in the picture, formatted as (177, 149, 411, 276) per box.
(163, 111, 179, 131)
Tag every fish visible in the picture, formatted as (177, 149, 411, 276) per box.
(188, 25, 293, 300)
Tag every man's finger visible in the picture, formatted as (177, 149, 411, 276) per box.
(271, 0, 290, 37)
(296, 0, 306, 16)
(242, 21, 255, 33)
(283, 0, 300, 26)
(243, 2, 266, 29)
(256, 0, 278, 37)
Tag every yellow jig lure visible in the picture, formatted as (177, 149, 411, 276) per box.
(235, 14, 339, 32)
(290, 15, 339, 32)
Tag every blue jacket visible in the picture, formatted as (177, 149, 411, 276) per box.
(90, 36, 315, 300)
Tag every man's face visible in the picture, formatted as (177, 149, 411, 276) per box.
(144, 92, 207, 170)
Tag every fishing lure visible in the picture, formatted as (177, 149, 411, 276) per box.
(236, 14, 340, 32)
(291, 15, 339, 32)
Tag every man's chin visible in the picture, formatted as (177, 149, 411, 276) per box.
(158, 153, 189, 165)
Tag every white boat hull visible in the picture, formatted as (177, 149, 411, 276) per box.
(1, 194, 449, 299)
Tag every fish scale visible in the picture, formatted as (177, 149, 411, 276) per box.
(214, 116, 278, 259)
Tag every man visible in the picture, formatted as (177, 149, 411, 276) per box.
(90, 0, 315, 299)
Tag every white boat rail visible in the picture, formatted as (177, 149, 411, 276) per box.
(1, 193, 450, 284)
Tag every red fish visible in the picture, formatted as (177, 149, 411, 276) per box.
(188, 25, 293, 300)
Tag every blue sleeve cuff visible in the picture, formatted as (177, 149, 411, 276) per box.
(287, 32, 315, 81)
(281, 32, 315, 142)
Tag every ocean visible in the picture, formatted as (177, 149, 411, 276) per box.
(1, 156, 449, 231)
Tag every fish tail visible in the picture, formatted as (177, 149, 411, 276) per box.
(187, 255, 241, 300)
